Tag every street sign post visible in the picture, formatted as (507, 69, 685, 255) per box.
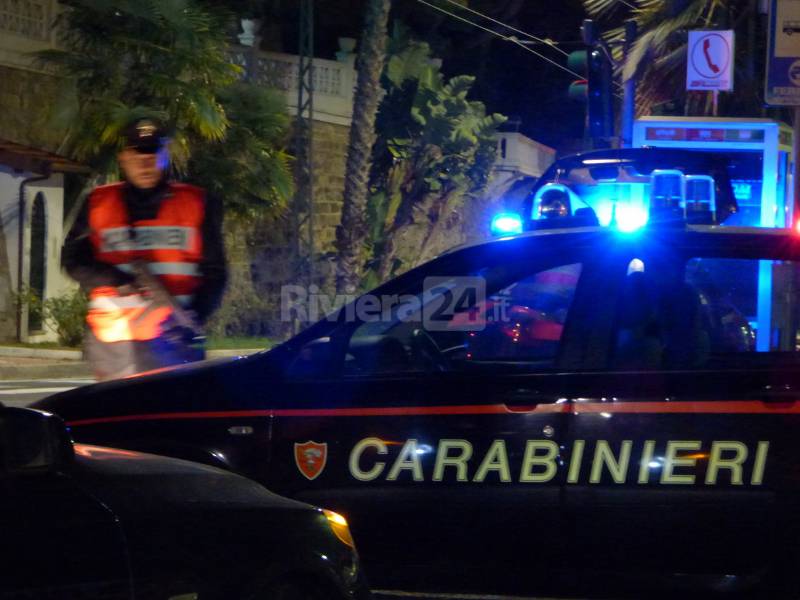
(686, 30, 734, 92)
(765, 0, 800, 231)
(765, 0, 800, 106)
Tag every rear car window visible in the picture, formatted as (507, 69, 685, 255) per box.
(612, 257, 800, 369)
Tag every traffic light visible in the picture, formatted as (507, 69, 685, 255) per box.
(567, 35, 614, 140)
(567, 50, 589, 101)
(587, 47, 614, 139)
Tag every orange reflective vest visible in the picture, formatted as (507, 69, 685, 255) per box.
(86, 182, 205, 342)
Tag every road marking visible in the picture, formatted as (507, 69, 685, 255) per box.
(0, 379, 92, 386)
(0, 387, 76, 395)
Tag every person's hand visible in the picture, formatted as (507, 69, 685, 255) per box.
(116, 283, 139, 296)
(183, 309, 200, 326)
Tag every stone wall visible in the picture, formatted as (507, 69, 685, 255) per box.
(211, 120, 351, 338)
(0, 65, 64, 151)
(310, 121, 349, 254)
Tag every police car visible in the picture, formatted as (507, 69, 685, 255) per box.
(35, 148, 800, 598)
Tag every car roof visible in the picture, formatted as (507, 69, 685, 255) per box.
(533, 148, 734, 192)
(523, 147, 740, 228)
(541, 147, 731, 171)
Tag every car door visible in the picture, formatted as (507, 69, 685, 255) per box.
(266, 245, 606, 594)
(562, 238, 795, 585)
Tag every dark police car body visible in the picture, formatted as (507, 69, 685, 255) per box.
(0, 404, 368, 600)
(35, 149, 800, 598)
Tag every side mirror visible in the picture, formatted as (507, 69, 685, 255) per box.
(0, 405, 74, 475)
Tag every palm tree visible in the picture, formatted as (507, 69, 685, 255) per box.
(189, 83, 293, 217)
(335, 0, 392, 294)
(364, 36, 505, 284)
(37, 0, 239, 173)
(582, 0, 766, 117)
(38, 0, 294, 227)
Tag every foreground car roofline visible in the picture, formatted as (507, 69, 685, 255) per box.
(441, 226, 605, 256)
(444, 225, 798, 256)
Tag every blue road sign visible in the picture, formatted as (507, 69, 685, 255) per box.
(766, 0, 800, 105)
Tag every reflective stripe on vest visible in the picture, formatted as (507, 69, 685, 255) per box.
(86, 183, 205, 342)
(116, 263, 200, 277)
(98, 226, 195, 253)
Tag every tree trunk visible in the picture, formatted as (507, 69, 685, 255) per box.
(335, 0, 392, 293)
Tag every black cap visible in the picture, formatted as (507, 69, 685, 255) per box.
(122, 118, 167, 154)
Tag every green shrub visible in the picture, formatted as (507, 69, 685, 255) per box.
(12, 287, 44, 332)
(16, 287, 88, 347)
(43, 289, 88, 347)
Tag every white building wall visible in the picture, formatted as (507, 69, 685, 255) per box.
(486, 133, 556, 205)
(0, 166, 25, 295)
(0, 164, 68, 341)
(494, 132, 556, 179)
(0, 167, 18, 330)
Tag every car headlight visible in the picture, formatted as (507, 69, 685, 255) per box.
(322, 509, 355, 549)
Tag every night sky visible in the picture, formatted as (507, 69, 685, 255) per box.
(275, 0, 589, 150)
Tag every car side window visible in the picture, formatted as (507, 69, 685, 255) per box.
(612, 257, 800, 370)
(341, 262, 584, 376)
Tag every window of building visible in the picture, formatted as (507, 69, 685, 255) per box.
(28, 192, 46, 332)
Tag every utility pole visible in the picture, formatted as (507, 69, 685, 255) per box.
(568, 20, 614, 148)
(570, 19, 637, 148)
(293, 0, 315, 292)
(621, 20, 637, 148)
(794, 107, 800, 224)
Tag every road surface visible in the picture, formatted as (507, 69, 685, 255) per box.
(0, 378, 92, 407)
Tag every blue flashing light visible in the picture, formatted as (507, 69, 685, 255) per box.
(614, 205, 649, 233)
(491, 212, 523, 236)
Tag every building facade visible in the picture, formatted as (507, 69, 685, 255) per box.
(0, 1, 84, 342)
(0, 5, 555, 341)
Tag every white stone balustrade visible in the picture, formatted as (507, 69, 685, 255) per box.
(1, 0, 50, 40)
(0, 0, 58, 70)
(230, 47, 356, 126)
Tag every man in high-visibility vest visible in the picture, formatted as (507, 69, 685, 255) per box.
(63, 118, 227, 380)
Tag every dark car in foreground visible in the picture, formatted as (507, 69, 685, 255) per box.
(0, 404, 368, 600)
(35, 150, 800, 598)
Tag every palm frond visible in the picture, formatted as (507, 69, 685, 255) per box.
(583, 0, 627, 18)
